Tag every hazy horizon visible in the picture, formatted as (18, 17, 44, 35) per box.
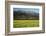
(13, 8, 39, 13)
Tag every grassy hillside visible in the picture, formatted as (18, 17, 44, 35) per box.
(13, 20, 39, 28)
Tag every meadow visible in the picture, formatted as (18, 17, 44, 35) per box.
(13, 20, 39, 28)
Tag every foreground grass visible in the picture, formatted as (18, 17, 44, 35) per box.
(13, 20, 39, 28)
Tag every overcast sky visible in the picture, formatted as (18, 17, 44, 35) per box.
(13, 8, 39, 13)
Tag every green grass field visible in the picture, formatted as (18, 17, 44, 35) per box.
(13, 20, 39, 28)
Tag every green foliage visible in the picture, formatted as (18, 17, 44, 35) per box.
(13, 20, 39, 28)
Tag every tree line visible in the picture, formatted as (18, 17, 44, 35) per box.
(13, 10, 39, 20)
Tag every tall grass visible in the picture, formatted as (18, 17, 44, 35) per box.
(13, 20, 39, 28)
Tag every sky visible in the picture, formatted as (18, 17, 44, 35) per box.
(13, 8, 39, 13)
